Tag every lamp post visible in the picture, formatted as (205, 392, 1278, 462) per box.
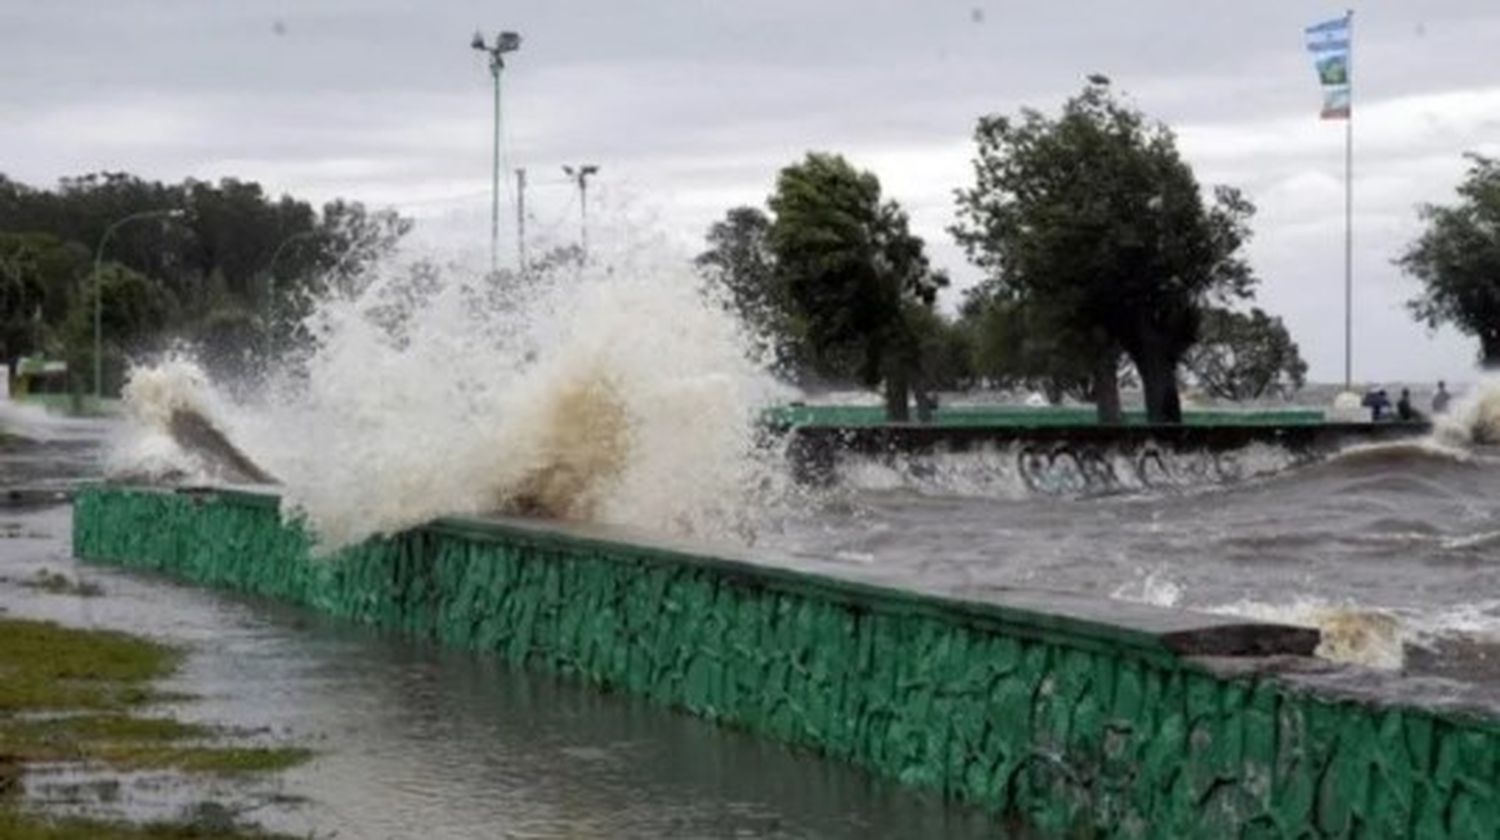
(93, 208, 185, 400)
(471, 29, 522, 275)
(562, 164, 599, 261)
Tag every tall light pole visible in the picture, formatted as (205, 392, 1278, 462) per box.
(515, 167, 528, 274)
(471, 29, 522, 275)
(93, 208, 185, 400)
(562, 164, 598, 261)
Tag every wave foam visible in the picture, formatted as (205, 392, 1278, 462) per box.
(113, 251, 789, 551)
(1435, 376, 1500, 446)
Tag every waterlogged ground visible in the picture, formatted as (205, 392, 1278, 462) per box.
(0, 609, 310, 839)
(0, 428, 1007, 838)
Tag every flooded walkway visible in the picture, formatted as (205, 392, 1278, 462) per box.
(2, 493, 1001, 838)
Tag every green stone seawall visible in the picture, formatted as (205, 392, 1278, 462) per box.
(73, 486, 1500, 838)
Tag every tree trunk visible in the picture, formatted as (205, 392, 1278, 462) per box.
(913, 370, 936, 423)
(1481, 332, 1500, 369)
(1093, 350, 1122, 425)
(883, 369, 911, 422)
(1133, 341, 1183, 424)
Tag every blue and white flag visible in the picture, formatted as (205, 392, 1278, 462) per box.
(1305, 15, 1351, 119)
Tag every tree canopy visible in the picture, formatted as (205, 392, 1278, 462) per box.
(0, 171, 411, 393)
(962, 291, 1127, 409)
(1182, 307, 1307, 400)
(695, 206, 794, 368)
(764, 153, 947, 418)
(1398, 153, 1500, 366)
(951, 80, 1257, 422)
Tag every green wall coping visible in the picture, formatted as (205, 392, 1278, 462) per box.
(765, 404, 1327, 429)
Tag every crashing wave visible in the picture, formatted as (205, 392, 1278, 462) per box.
(110, 250, 789, 551)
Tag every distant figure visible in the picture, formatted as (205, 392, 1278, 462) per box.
(1396, 388, 1417, 422)
(1432, 381, 1451, 415)
(1362, 388, 1392, 422)
(915, 389, 937, 423)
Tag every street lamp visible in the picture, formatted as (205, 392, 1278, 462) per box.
(562, 164, 598, 261)
(471, 28, 522, 275)
(93, 208, 186, 400)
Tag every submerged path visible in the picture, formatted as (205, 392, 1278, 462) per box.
(3, 499, 1003, 838)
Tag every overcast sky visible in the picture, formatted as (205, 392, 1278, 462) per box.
(4, 0, 1499, 384)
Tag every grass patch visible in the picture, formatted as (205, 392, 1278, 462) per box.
(19, 571, 105, 598)
(107, 746, 314, 775)
(1, 714, 301, 772)
(0, 618, 177, 713)
(0, 618, 313, 834)
(0, 807, 298, 839)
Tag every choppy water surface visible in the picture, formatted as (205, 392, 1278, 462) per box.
(763, 438, 1500, 678)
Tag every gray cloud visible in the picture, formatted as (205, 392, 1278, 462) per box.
(4, 0, 1498, 382)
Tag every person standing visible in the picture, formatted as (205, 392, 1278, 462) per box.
(1432, 381, 1452, 414)
(1397, 388, 1417, 421)
(1363, 388, 1392, 421)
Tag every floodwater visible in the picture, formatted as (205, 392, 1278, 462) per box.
(0, 416, 1002, 838)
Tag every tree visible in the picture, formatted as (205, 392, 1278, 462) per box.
(952, 80, 1256, 423)
(695, 206, 797, 368)
(1183, 307, 1307, 400)
(316, 199, 414, 296)
(961, 288, 1126, 420)
(906, 303, 976, 392)
(0, 170, 413, 394)
(0, 233, 84, 366)
(60, 262, 179, 394)
(183, 177, 319, 310)
(767, 153, 946, 419)
(1398, 153, 1500, 366)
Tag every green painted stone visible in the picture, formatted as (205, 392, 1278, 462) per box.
(72, 486, 1500, 838)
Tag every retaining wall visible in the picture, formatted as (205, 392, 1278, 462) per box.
(74, 486, 1500, 838)
(764, 405, 1327, 429)
(784, 421, 1431, 485)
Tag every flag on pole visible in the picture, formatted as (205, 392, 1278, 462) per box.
(1305, 15, 1352, 119)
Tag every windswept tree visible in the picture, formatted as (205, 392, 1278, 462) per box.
(964, 292, 1127, 413)
(767, 153, 946, 419)
(695, 206, 797, 368)
(1398, 153, 1500, 367)
(316, 199, 414, 296)
(952, 80, 1257, 423)
(1182, 307, 1307, 400)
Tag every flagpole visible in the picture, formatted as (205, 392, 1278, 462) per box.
(1343, 8, 1354, 390)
